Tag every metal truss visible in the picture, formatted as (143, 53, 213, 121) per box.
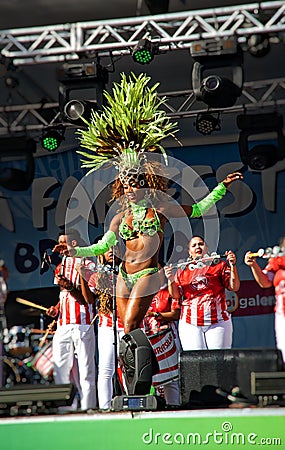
(0, 1, 284, 66)
(0, 77, 284, 134)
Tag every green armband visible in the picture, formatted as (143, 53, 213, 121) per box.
(190, 182, 226, 218)
(74, 231, 118, 257)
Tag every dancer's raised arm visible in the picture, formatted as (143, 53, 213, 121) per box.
(158, 171, 243, 218)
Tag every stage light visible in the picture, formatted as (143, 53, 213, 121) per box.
(200, 75, 242, 108)
(241, 144, 280, 171)
(132, 39, 157, 65)
(192, 63, 243, 108)
(58, 62, 108, 124)
(191, 38, 243, 108)
(237, 112, 285, 170)
(195, 112, 221, 135)
(41, 129, 64, 152)
(63, 100, 97, 124)
(247, 34, 270, 58)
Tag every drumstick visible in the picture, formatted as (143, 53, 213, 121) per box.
(39, 320, 56, 348)
(16, 297, 48, 312)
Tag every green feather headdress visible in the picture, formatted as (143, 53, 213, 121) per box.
(76, 72, 179, 179)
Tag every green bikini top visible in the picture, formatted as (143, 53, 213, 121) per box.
(119, 199, 163, 240)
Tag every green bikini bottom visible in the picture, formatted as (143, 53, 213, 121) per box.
(119, 265, 159, 290)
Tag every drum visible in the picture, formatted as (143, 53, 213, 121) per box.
(3, 326, 32, 357)
(31, 343, 54, 380)
(148, 328, 179, 387)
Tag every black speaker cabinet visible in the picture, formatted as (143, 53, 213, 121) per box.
(179, 348, 284, 407)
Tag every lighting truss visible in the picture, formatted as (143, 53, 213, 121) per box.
(0, 2, 284, 65)
(0, 77, 284, 133)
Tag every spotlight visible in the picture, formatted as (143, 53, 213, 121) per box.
(132, 39, 157, 65)
(58, 63, 108, 123)
(41, 128, 65, 152)
(200, 75, 241, 108)
(191, 38, 243, 108)
(195, 112, 221, 135)
(247, 34, 270, 58)
(242, 144, 280, 171)
(63, 100, 97, 124)
(237, 112, 285, 170)
(192, 63, 243, 108)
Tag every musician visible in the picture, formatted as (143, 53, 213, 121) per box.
(77, 248, 124, 411)
(143, 262, 181, 406)
(166, 236, 240, 350)
(46, 229, 97, 411)
(244, 236, 285, 362)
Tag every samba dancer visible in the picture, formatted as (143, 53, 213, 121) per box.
(244, 236, 285, 362)
(166, 235, 240, 350)
(53, 73, 243, 392)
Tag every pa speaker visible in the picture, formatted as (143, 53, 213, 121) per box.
(179, 348, 284, 407)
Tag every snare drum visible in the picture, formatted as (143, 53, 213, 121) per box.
(3, 326, 32, 357)
(148, 328, 179, 387)
(31, 342, 54, 380)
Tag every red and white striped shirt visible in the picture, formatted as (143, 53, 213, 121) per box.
(175, 261, 231, 326)
(54, 257, 95, 326)
(263, 256, 285, 317)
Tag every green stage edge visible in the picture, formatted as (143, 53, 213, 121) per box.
(0, 409, 285, 450)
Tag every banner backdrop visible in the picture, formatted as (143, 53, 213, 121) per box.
(1, 140, 285, 348)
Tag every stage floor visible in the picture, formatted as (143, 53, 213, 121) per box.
(0, 406, 285, 450)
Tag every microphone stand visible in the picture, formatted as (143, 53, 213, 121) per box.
(0, 305, 6, 388)
(0, 271, 8, 388)
(111, 247, 122, 396)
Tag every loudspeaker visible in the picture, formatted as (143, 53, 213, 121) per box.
(0, 383, 76, 416)
(179, 348, 284, 407)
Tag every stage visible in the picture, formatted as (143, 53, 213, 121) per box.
(0, 407, 285, 450)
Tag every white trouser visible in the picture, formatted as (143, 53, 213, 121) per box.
(160, 379, 180, 406)
(275, 313, 285, 362)
(97, 325, 124, 410)
(179, 319, 233, 350)
(52, 324, 97, 410)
